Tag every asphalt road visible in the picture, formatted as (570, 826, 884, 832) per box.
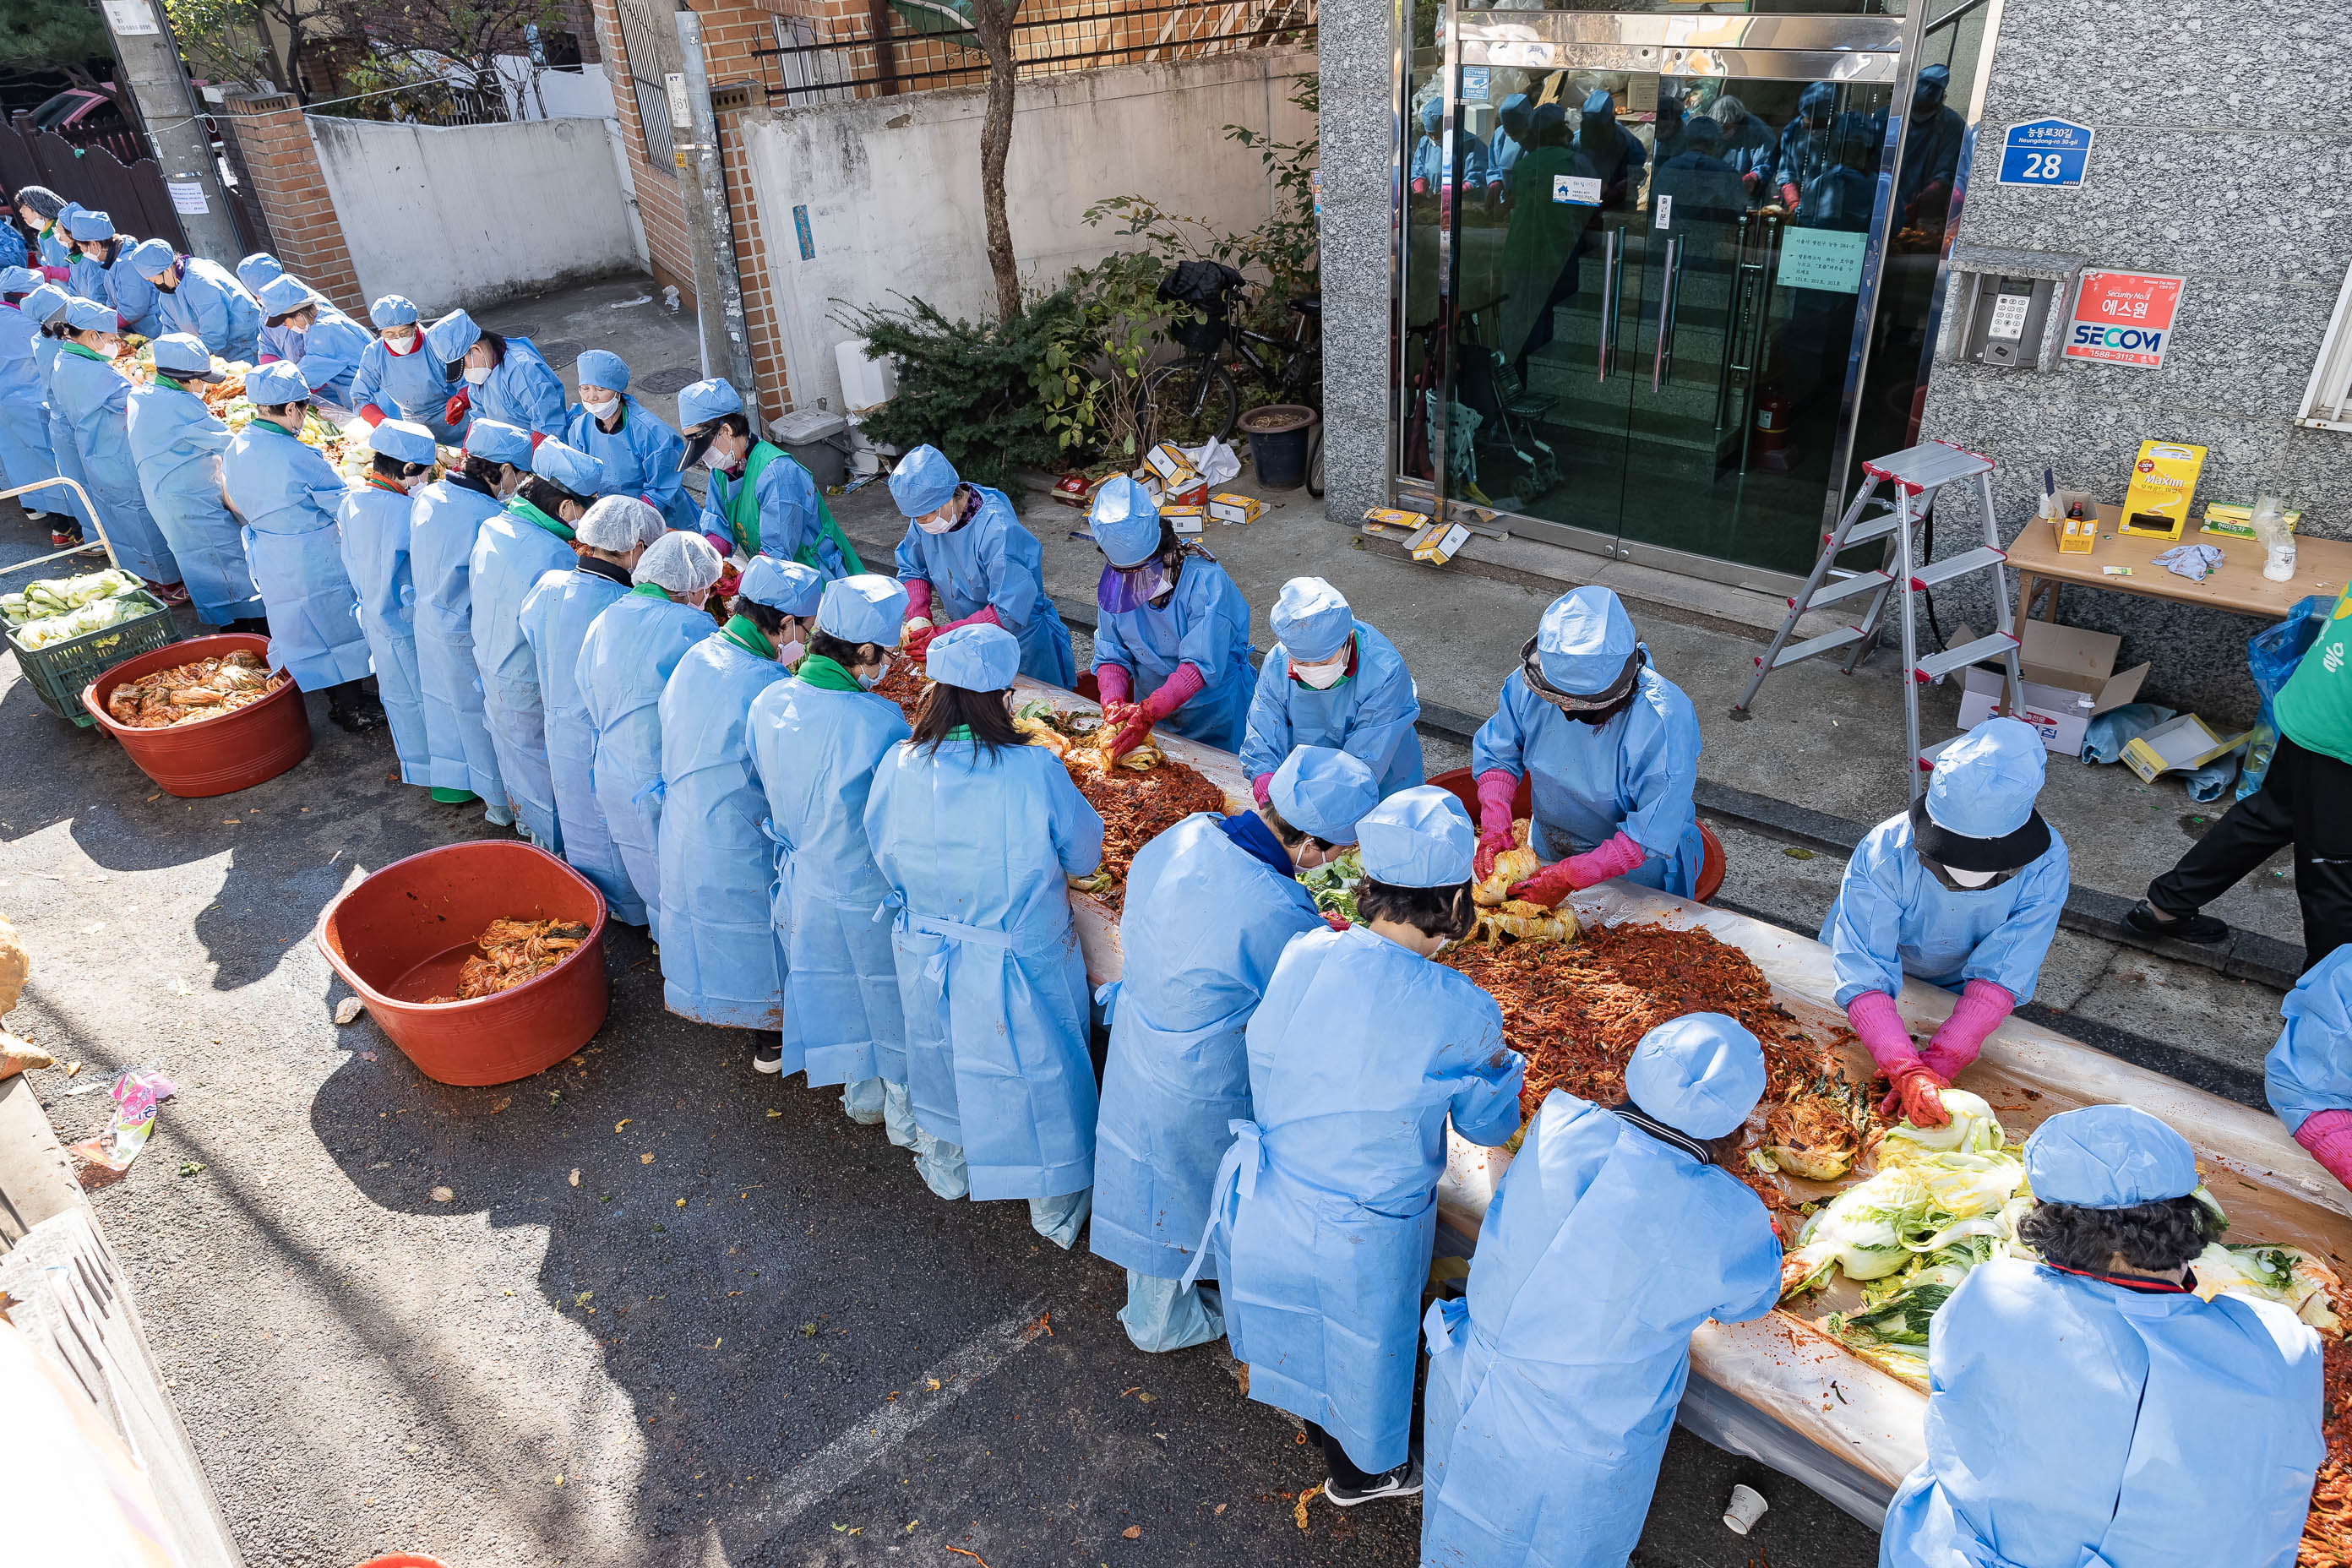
(0, 501, 1878, 1568)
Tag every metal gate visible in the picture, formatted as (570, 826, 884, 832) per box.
(0, 117, 268, 259)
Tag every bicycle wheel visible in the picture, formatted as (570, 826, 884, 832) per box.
(1306, 424, 1325, 499)
(1144, 358, 1241, 446)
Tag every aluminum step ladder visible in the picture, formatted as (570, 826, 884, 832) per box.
(1733, 440, 2026, 799)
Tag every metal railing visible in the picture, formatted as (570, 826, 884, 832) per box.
(302, 76, 511, 127)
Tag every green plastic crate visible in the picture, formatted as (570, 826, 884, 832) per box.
(5, 592, 181, 727)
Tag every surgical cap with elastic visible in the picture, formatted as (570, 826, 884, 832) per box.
(1536, 585, 1637, 695)
(64, 297, 117, 333)
(2023, 1105, 2199, 1208)
(149, 334, 214, 378)
(1271, 746, 1379, 845)
(737, 554, 824, 618)
(1271, 577, 1354, 662)
(1356, 784, 1476, 888)
(1088, 476, 1163, 568)
(424, 308, 481, 364)
(0, 265, 38, 296)
(576, 494, 662, 551)
(368, 419, 436, 466)
(926, 622, 1020, 692)
(634, 529, 724, 595)
(369, 294, 419, 329)
(818, 574, 910, 646)
(464, 418, 533, 466)
(676, 377, 743, 429)
(63, 209, 112, 242)
(256, 274, 314, 320)
(237, 253, 281, 294)
(21, 283, 67, 324)
(244, 360, 309, 405)
(889, 444, 961, 517)
(14, 185, 63, 220)
(1625, 1013, 1767, 1139)
(576, 349, 629, 394)
(1926, 716, 2045, 840)
(531, 438, 605, 498)
(125, 237, 176, 280)
(1419, 98, 1443, 133)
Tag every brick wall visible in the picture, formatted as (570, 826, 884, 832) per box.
(217, 95, 367, 319)
(717, 104, 791, 423)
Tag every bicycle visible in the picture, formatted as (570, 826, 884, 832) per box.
(1141, 287, 1322, 448)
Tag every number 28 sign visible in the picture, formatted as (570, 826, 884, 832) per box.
(1998, 117, 2093, 187)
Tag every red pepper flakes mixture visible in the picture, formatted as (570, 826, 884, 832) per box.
(2306, 1337, 2352, 1567)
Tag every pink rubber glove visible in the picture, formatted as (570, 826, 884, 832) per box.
(1845, 990, 1920, 1076)
(1473, 768, 1518, 879)
(1510, 832, 1646, 907)
(1921, 980, 2012, 1083)
(1112, 662, 1204, 754)
(2295, 1111, 2352, 1191)
(703, 531, 735, 560)
(1094, 662, 1132, 709)
(933, 604, 1003, 637)
(902, 577, 933, 620)
(1253, 771, 1274, 807)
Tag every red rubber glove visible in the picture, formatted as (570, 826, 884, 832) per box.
(2295, 1111, 2352, 1191)
(444, 389, 470, 426)
(903, 623, 938, 660)
(1509, 832, 1646, 908)
(1884, 1059, 1952, 1129)
(257, 352, 280, 365)
(932, 604, 1003, 638)
(358, 403, 385, 427)
(712, 564, 741, 602)
(1473, 768, 1518, 879)
(1412, 177, 1429, 195)
(1779, 182, 1800, 212)
(1848, 990, 1950, 1127)
(1322, 909, 1353, 932)
(529, 430, 545, 450)
(1921, 980, 2012, 1083)
(1252, 771, 1274, 807)
(902, 578, 934, 620)
(1111, 662, 1203, 755)
(39, 264, 67, 283)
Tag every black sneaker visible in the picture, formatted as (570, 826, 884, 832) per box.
(2124, 899, 2229, 945)
(1325, 1460, 1422, 1507)
(329, 704, 381, 734)
(753, 1040, 785, 1075)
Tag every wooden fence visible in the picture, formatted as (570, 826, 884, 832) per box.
(0, 118, 269, 260)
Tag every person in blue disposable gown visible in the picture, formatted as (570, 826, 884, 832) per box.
(2267, 947, 2352, 1195)
(337, 419, 440, 784)
(676, 377, 862, 574)
(1881, 1104, 2322, 1568)
(578, 529, 722, 926)
(1092, 745, 1377, 1353)
(0, 267, 63, 532)
(748, 573, 912, 1130)
(51, 296, 183, 591)
(563, 349, 695, 531)
(1420, 1013, 1783, 1566)
(521, 495, 668, 925)
(1823, 716, 2068, 1130)
(16, 188, 73, 283)
(1489, 95, 1532, 186)
(1409, 95, 1490, 195)
(1471, 585, 1704, 905)
(222, 358, 381, 727)
(410, 418, 531, 821)
(887, 443, 1074, 686)
(426, 308, 567, 439)
(123, 332, 264, 631)
(655, 556, 820, 1055)
(471, 437, 606, 849)
(1195, 786, 1522, 1505)
(865, 623, 1107, 1246)
(124, 239, 260, 363)
(1086, 476, 1254, 754)
(236, 253, 282, 301)
(1895, 63, 1964, 232)
(252, 275, 370, 405)
(1240, 576, 1422, 803)
(24, 283, 93, 545)
(62, 210, 162, 337)
(350, 296, 455, 441)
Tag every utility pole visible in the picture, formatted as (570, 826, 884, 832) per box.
(669, 8, 760, 433)
(94, 0, 242, 262)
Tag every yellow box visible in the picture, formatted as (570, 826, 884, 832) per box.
(1408, 520, 1473, 564)
(1363, 506, 1429, 536)
(1208, 493, 1264, 525)
(2055, 511, 2099, 553)
(2121, 712, 2251, 785)
(2202, 503, 2301, 540)
(2120, 441, 2207, 540)
(1160, 504, 1206, 536)
(1144, 444, 1199, 487)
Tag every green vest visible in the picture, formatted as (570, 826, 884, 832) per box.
(2274, 587, 2352, 765)
(717, 441, 865, 575)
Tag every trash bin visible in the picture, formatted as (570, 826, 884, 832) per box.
(770, 408, 851, 487)
(1240, 404, 1317, 491)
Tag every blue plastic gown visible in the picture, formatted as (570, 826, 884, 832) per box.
(51, 346, 181, 583)
(1420, 1090, 1780, 1568)
(471, 338, 568, 438)
(700, 448, 847, 574)
(409, 477, 510, 807)
(865, 737, 1106, 1199)
(1092, 814, 1322, 1282)
(748, 675, 912, 1086)
(153, 260, 260, 362)
(35, 227, 71, 279)
(653, 636, 793, 1029)
(336, 482, 430, 781)
(67, 253, 106, 313)
(286, 312, 372, 405)
(576, 591, 714, 926)
(2264, 945, 2352, 1137)
(520, 565, 639, 922)
(220, 419, 369, 688)
(1879, 1258, 2320, 1568)
(32, 335, 94, 532)
(1411, 129, 1493, 188)
(1821, 811, 2069, 1007)
(1206, 926, 1522, 1472)
(348, 336, 452, 430)
(468, 510, 577, 847)
(1239, 621, 1424, 798)
(564, 398, 696, 531)
(890, 485, 1075, 685)
(0, 304, 58, 506)
(122, 381, 263, 627)
(1091, 555, 1255, 752)
(1470, 660, 1705, 894)
(255, 315, 303, 365)
(105, 255, 162, 338)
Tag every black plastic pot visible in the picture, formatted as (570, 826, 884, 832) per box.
(1240, 404, 1317, 491)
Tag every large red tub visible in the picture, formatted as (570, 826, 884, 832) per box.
(316, 841, 611, 1086)
(80, 633, 312, 798)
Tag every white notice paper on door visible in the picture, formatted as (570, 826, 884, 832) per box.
(168, 181, 209, 215)
(1775, 228, 1868, 293)
(1553, 174, 1603, 206)
(101, 0, 160, 34)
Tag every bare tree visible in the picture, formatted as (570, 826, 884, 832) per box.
(967, 0, 1022, 324)
(332, 0, 563, 101)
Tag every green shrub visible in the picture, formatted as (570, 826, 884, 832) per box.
(1032, 250, 1197, 472)
(834, 291, 1077, 499)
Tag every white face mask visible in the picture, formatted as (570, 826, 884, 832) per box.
(384, 326, 416, 350)
(778, 638, 805, 666)
(857, 656, 889, 690)
(1947, 865, 1999, 888)
(463, 365, 493, 385)
(916, 499, 961, 536)
(1293, 655, 1348, 689)
(582, 395, 619, 421)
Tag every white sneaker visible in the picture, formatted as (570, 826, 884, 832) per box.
(753, 1041, 785, 1074)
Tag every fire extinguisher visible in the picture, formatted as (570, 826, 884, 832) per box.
(1752, 385, 1790, 459)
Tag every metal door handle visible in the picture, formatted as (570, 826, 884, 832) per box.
(1597, 227, 1621, 382)
(1651, 236, 1681, 394)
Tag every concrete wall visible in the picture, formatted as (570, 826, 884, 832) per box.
(741, 49, 1316, 413)
(1314, 5, 1391, 531)
(307, 113, 640, 317)
(496, 56, 619, 121)
(1919, 0, 2352, 722)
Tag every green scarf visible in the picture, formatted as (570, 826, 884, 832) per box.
(718, 440, 867, 575)
(155, 372, 188, 394)
(61, 341, 108, 364)
(507, 494, 575, 542)
(796, 652, 863, 694)
(631, 582, 672, 601)
(717, 613, 772, 660)
(252, 416, 297, 438)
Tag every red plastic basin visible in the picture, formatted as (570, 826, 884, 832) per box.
(1426, 766, 1723, 904)
(315, 841, 610, 1086)
(80, 632, 313, 798)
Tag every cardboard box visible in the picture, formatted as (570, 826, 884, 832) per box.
(1952, 620, 2150, 756)
(2202, 503, 2302, 540)
(1144, 444, 1200, 487)
(1408, 520, 1473, 564)
(1362, 506, 1429, 536)
(1130, 468, 1164, 507)
(2121, 713, 2251, 785)
(1166, 479, 1210, 509)
(2119, 440, 2207, 539)
(1209, 493, 1264, 526)
(1160, 504, 1206, 536)
(2048, 489, 2099, 554)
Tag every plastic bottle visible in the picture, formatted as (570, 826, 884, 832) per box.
(2253, 494, 2295, 582)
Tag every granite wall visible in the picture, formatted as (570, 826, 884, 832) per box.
(1918, 0, 2352, 725)
(1315, 0, 1398, 528)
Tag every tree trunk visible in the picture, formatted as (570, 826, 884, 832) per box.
(969, 0, 1022, 324)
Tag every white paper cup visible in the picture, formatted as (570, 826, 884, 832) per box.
(1723, 1484, 1769, 1535)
